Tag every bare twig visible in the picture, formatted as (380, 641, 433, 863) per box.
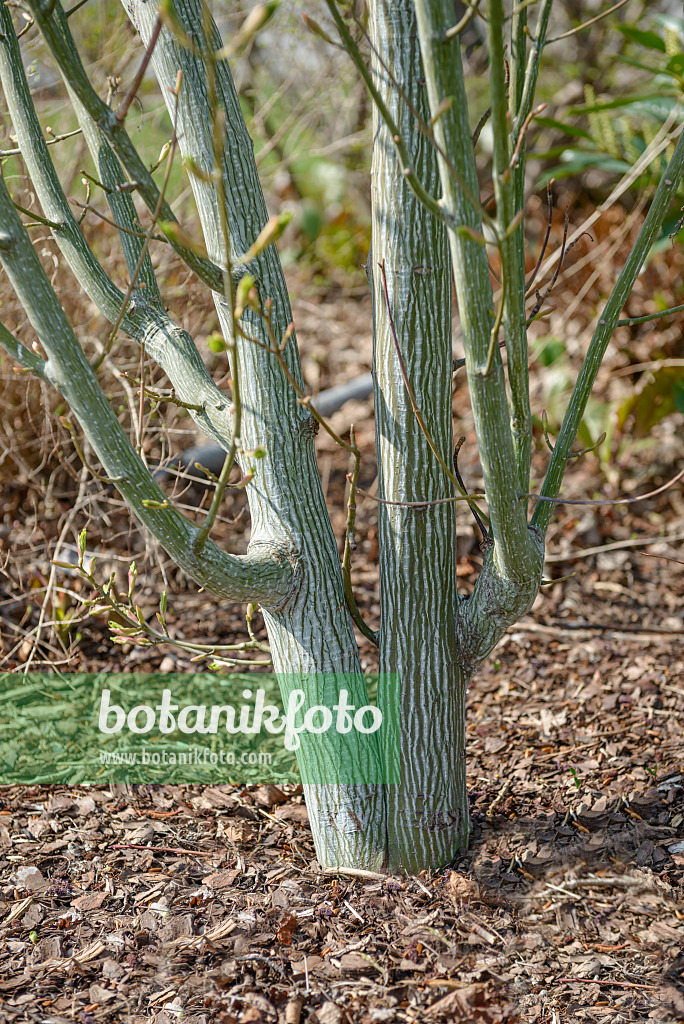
(352, 483, 485, 510)
(341, 426, 378, 647)
(445, 0, 482, 41)
(531, 464, 684, 507)
(525, 180, 554, 293)
(547, 0, 631, 44)
(116, 16, 161, 123)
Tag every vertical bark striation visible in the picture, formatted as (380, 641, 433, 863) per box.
(370, 0, 468, 872)
(122, 0, 386, 869)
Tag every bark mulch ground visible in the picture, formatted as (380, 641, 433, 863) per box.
(1, 219, 684, 1021)
(0, 608, 682, 1023)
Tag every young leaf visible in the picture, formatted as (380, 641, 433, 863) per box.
(619, 25, 666, 52)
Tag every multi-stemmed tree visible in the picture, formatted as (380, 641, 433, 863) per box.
(1, 0, 682, 872)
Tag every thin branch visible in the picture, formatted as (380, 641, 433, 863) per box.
(322, 0, 455, 231)
(531, 126, 684, 534)
(547, 0, 631, 44)
(526, 206, 570, 322)
(530, 465, 684, 507)
(513, 0, 554, 138)
(484, 256, 506, 377)
(0, 172, 292, 607)
(445, 0, 482, 40)
(616, 303, 684, 327)
(525, 180, 554, 293)
(68, 198, 165, 241)
(97, 77, 182, 380)
(453, 436, 489, 538)
(509, 103, 546, 171)
(25, 0, 225, 291)
(116, 16, 161, 123)
(0, 127, 81, 158)
(638, 550, 684, 568)
(534, 114, 684, 285)
(352, 484, 486, 510)
(0, 320, 49, 382)
(65, 0, 90, 16)
(471, 106, 491, 148)
(341, 426, 378, 647)
(11, 200, 61, 230)
(545, 530, 684, 562)
(489, 0, 532, 488)
(0, 0, 236, 466)
(348, 4, 496, 230)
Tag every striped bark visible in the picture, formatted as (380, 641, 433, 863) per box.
(369, 0, 469, 871)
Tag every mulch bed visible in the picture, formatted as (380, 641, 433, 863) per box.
(2, 204, 684, 1020)
(0, 611, 682, 1022)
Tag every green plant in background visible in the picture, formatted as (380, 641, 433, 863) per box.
(539, 12, 684, 198)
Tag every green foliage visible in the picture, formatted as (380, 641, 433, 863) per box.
(537, 13, 684, 197)
(617, 364, 684, 437)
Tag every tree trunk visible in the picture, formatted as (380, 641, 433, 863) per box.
(369, 0, 469, 872)
(116, 0, 390, 871)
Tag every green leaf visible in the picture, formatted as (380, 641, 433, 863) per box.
(570, 96, 676, 120)
(666, 54, 684, 78)
(534, 116, 593, 141)
(538, 338, 565, 367)
(77, 527, 87, 564)
(618, 366, 684, 436)
(619, 25, 666, 52)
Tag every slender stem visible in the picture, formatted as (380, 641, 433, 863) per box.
(0, 173, 292, 606)
(616, 304, 684, 327)
(323, 0, 454, 230)
(0, 11, 238, 460)
(254, 313, 356, 456)
(102, 92, 180, 375)
(69, 199, 164, 240)
(11, 201, 62, 229)
(530, 465, 684, 507)
(194, 3, 241, 554)
(509, 0, 527, 123)
(353, 485, 486, 509)
(484, 257, 506, 377)
(342, 426, 378, 646)
(491, 0, 535, 490)
(0, 321, 49, 381)
(512, 0, 554, 138)
(0, 126, 81, 157)
(445, 0, 481, 40)
(25, 0, 225, 291)
(547, 0, 631, 44)
(414, 0, 537, 579)
(116, 16, 162, 122)
(525, 180, 554, 293)
(531, 127, 684, 535)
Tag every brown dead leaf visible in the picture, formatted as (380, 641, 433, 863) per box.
(71, 893, 108, 912)
(202, 869, 239, 890)
(445, 871, 479, 902)
(276, 912, 298, 944)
